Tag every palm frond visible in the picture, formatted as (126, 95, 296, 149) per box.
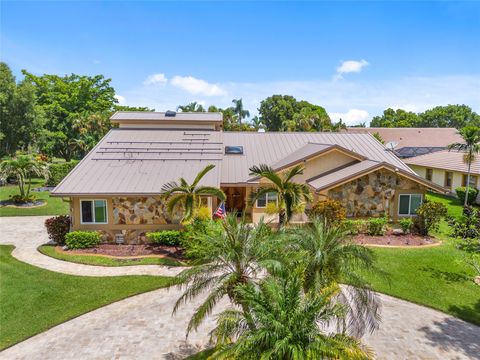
(192, 164, 216, 187)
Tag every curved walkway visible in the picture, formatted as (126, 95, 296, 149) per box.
(0, 216, 183, 277)
(0, 216, 479, 359)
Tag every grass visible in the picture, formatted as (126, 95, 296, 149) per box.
(39, 245, 186, 267)
(0, 245, 171, 350)
(361, 192, 480, 326)
(0, 178, 68, 217)
(185, 348, 216, 359)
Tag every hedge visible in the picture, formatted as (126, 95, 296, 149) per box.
(46, 161, 79, 186)
(455, 186, 479, 205)
(146, 230, 183, 246)
(65, 231, 101, 249)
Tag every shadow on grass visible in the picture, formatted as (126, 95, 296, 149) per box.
(448, 299, 480, 328)
(418, 302, 480, 359)
(419, 266, 471, 284)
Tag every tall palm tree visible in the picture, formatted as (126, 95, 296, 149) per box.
(232, 98, 250, 124)
(177, 101, 206, 112)
(249, 164, 312, 226)
(210, 273, 373, 360)
(448, 126, 480, 206)
(286, 218, 381, 337)
(0, 154, 49, 202)
(170, 214, 279, 334)
(160, 164, 225, 222)
(250, 116, 264, 131)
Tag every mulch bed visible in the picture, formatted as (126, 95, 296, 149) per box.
(0, 199, 46, 208)
(353, 231, 439, 247)
(64, 244, 184, 259)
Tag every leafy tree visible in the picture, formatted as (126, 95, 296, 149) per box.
(232, 98, 250, 124)
(114, 105, 154, 112)
(0, 63, 43, 156)
(418, 105, 480, 128)
(249, 164, 312, 226)
(177, 101, 205, 112)
(448, 126, 480, 206)
(211, 273, 373, 360)
(370, 108, 420, 128)
(23, 70, 117, 161)
(160, 164, 226, 222)
(170, 214, 277, 333)
(258, 95, 299, 131)
(0, 154, 49, 202)
(372, 132, 385, 144)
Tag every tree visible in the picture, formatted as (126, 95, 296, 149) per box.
(0, 63, 43, 156)
(177, 101, 205, 112)
(372, 132, 385, 144)
(258, 95, 299, 131)
(23, 71, 117, 161)
(419, 105, 480, 129)
(210, 273, 373, 360)
(250, 116, 264, 131)
(232, 98, 250, 124)
(170, 214, 277, 334)
(0, 154, 49, 202)
(370, 108, 419, 128)
(448, 126, 480, 206)
(160, 164, 226, 222)
(249, 164, 312, 226)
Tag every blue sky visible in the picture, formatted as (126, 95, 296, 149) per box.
(1, 1, 479, 125)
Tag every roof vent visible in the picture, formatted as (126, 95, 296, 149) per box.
(225, 146, 244, 155)
(165, 110, 176, 117)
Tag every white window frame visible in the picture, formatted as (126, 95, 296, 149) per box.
(256, 192, 278, 208)
(398, 194, 423, 216)
(80, 199, 108, 224)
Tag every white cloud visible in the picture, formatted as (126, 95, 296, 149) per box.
(114, 95, 126, 104)
(170, 75, 227, 96)
(329, 109, 370, 125)
(336, 59, 369, 79)
(144, 73, 168, 86)
(93, 59, 101, 65)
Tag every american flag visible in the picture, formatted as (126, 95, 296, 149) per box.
(214, 202, 226, 218)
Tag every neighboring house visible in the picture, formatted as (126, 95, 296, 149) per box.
(52, 112, 446, 243)
(344, 127, 463, 158)
(405, 150, 480, 203)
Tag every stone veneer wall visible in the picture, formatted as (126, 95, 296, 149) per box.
(328, 169, 424, 218)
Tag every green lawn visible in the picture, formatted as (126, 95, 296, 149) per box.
(39, 245, 186, 267)
(0, 245, 170, 350)
(362, 192, 480, 326)
(0, 178, 68, 217)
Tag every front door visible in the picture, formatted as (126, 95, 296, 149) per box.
(224, 187, 246, 212)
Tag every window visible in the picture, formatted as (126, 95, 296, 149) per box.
(462, 174, 478, 187)
(80, 200, 107, 224)
(398, 194, 422, 216)
(225, 146, 244, 155)
(444, 172, 453, 188)
(426, 168, 433, 181)
(256, 192, 277, 208)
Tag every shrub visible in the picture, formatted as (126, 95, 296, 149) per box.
(181, 218, 224, 259)
(44, 215, 70, 245)
(65, 231, 101, 249)
(342, 219, 367, 235)
(412, 200, 447, 236)
(310, 199, 346, 226)
(195, 206, 212, 221)
(455, 186, 479, 205)
(449, 206, 480, 244)
(10, 194, 36, 203)
(399, 218, 413, 234)
(146, 230, 183, 246)
(367, 217, 387, 236)
(265, 202, 279, 215)
(46, 161, 79, 186)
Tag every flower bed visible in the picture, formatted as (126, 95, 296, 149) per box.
(61, 243, 184, 259)
(353, 231, 440, 247)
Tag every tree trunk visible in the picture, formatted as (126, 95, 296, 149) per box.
(465, 160, 472, 207)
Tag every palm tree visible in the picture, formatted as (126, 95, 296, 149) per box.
(160, 164, 225, 222)
(210, 273, 373, 360)
(170, 214, 279, 334)
(448, 126, 480, 206)
(232, 98, 250, 124)
(250, 116, 264, 131)
(177, 101, 206, 112)
(286, 218, 381, 337)
(249, 164, 312, 226)
(0, 154, 49, 202)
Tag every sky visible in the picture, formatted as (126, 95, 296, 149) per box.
(1, 1, 479, 125)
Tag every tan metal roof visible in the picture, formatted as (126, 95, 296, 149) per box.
(344, 128, 463, 149)
(111, 111, 223, 122)
(405, 150, 480, 175)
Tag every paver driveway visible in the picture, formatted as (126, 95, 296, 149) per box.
(0, 216, 479, 359)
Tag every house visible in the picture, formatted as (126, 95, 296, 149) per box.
(51, 112, 446, 243)
(344, 127, 463, 158)
(405, 150, 480, 203)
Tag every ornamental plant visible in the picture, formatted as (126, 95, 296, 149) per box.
(412, 200, 447, 236)
(65, 231, 101, 249)
(367, 217, 387, 236)
(399, 218, 413, 234)
(455, 187, 479, 206)
(310, 199, 346, 227)
(146, 230, 183, 247)
(44, 215, 70, 245)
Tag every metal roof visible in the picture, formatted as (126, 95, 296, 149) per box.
(405, 150, 480, 175)
(110, 111, 223, 122)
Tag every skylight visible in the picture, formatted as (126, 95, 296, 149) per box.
(225, 146, 244, 155)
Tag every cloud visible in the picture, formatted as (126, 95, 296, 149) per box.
(170, 75, 227, 96)
(93, 59, 101, 65)
(144, 73, 168, 86)
(114, 95, 126, 104)
(335, 60, 369, 79)
(329, 109, 370, 125)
